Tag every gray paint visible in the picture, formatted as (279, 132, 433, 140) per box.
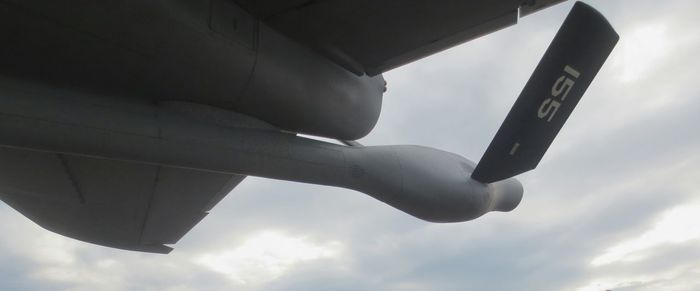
(0, 0, 577, 252)
(0, 0, 384, 140)
(0, 146, 246, 253)
(472, 2, 618, 182)
(0, 78, 521, 226)
(235, 0, 528, 74)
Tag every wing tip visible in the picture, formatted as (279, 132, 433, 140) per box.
(573, 1, 620, 41)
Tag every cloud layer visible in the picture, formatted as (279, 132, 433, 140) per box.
(1, 1, 700, 290)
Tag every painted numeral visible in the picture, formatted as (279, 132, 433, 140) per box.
(537, 65, 580, 122)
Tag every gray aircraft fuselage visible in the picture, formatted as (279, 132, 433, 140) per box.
(0, 0, 520, 224)
(4, 0, 621, 252)
(0, 0, 384, 140)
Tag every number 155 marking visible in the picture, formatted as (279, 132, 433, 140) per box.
(537, 65, 580, 122)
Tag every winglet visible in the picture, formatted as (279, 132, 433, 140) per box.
(471, 2, 619, 183)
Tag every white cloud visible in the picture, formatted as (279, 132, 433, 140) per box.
(614, 23, 670, 83)
(196, 231, 342, 286)
(592, 203, 700, 266)
(2, 1, 700, 291)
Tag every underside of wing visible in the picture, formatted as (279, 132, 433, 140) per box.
(234, 0, 566, 75)
(0, 147, 245, 253)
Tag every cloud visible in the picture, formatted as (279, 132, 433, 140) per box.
(1, 0, 700, 290)
(592, 202, 700, 267)
(196, 231, 342, 286)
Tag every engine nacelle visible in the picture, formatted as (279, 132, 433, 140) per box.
(343, 146, 522, 222)
(236, 24, 385, 140)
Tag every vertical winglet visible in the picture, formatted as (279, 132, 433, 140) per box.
(471, 2, 619, 183)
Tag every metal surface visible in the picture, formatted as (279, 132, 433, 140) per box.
(0, 79, 521, 251)
(235, 0, 566, 74)
(472, 2, 619, 183)
(0, 0, 383, 140)
(0, 0, 617, 253)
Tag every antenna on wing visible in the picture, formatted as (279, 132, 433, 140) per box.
(471, 2, 619, 183)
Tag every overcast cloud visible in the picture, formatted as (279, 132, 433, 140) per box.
(1, 1, 699, 290)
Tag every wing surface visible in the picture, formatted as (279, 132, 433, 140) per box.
(234, 0, 566, 75)
(0, 147, 245, 253)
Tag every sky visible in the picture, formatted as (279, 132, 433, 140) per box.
(1, 0, 699, 290)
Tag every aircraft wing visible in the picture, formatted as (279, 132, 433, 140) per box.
(234, 0, 566, 75)
(0, 147, 245, 254)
